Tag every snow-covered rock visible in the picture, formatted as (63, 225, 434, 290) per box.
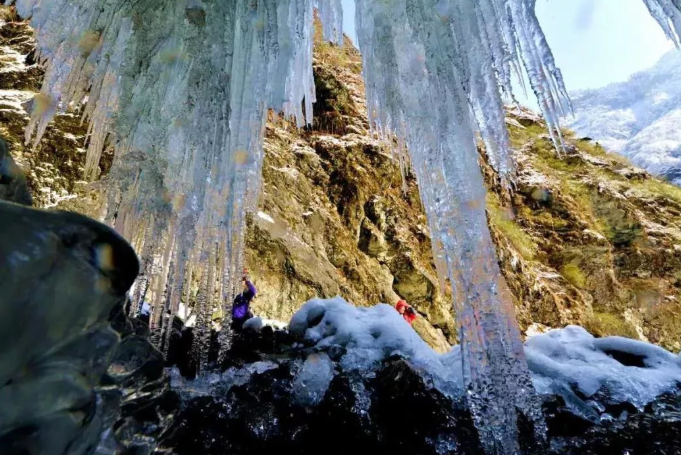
(564, 50, 681, 185)
(526, 325, 681, 420)
(289, 297, 462, 395)
(164, 297, 681, 454)
(290, 298, 681, 418)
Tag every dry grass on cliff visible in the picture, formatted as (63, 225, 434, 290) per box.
(635, 177, 681, 205)
(487, 192, 537, 260)
(585, 311, 640, 340)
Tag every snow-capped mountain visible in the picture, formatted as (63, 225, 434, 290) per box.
(564, 50, 681, 185)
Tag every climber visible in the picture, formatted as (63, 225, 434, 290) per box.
(231, 271, 257, 332)
(395, 299, 417, 325)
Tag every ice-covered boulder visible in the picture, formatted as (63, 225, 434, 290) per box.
(242, 316, 264, 332)
(289, 297, 437, 360)
(0, 202, 138, 453)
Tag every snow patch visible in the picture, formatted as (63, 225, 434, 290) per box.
(526, 326, 681, 419)
(257, 211, 275, 224)
(290, 297, 462, 396)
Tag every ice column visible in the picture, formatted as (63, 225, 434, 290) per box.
(355, 0, 554, 452)
(642, 0, 681, 45)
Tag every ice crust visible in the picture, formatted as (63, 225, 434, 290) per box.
(292, 352, 336, 406)
(527, 325, 681, 419)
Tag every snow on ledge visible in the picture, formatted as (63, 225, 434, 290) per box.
(526, 325, 681, 419)
(289, 298, 681, 417)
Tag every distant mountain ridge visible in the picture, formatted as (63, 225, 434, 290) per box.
(564, 50, 681, 185)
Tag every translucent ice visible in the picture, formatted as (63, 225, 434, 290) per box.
(354, 0, 555, 450)
(292, 352, 335, 406)
(6, 0, 319, 373)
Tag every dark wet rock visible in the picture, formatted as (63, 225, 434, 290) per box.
(370, 357, 483, 454)
(544, 391, 681, 454)
(0, 201, 138, 454)
(158, 328, 681, 455)
(96, 302, 178, 455)
(160, 354, 483, 455)
(0, 202, 177, 455)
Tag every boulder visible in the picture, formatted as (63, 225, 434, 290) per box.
(0, 202, 137, 454)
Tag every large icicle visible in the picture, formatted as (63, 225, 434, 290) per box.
(643, 0, 681, 45)
(354, 0, 555, 452)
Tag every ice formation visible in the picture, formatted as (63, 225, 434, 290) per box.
(353, 1, 569, 450)
(6, 0, 325, 372)
(9, 0, 681, 452)
(291, 297, 442, 367)
(290, 297, 464, 395)
(292, 352, 336, 406)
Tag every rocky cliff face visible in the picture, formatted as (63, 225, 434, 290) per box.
(2, 9, 680, 351)
(496, 113, 681, 352)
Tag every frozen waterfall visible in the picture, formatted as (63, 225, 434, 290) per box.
(8, 0, 681, 453)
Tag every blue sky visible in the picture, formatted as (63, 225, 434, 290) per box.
(340, 0, 674, 106)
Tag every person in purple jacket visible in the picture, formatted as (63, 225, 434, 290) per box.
(231, 275, 257, 332)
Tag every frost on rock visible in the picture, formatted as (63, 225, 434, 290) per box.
(169, 361, 278, 399)
(526, 326, 681, 421)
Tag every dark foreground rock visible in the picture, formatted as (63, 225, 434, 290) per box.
(97, 303, 178, 454)
(159, 323, 681, 455)
(0, 201, 138, 453)
(0, 201, 177, 455)
(0, 136, 32, 206)
(544, 392, 681, 454)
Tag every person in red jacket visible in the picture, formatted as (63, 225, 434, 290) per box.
(395, 299, 417, 325)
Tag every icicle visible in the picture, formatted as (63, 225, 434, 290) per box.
(316, 0, 343, 45)
(643, 0, 681, 46)
(149, 226, 175, 347)
(190, 260, 209, 375)
(9, 0, 325, 365)
(354, 0, 550, 452)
